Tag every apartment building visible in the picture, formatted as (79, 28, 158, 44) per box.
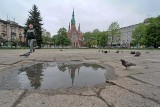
(0, 19, 25, 45)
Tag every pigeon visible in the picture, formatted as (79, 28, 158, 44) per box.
(130, 51, 135, 54)
(60, 49, 63, 51)
(134, 51, 141, 57)
(103, 50, 108, 54)
(20, 52, 30, 57)
(120, 59, 136, 68)
(116, 50, 119, 53)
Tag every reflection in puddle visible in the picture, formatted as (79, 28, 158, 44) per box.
(0, 62, 116, 90)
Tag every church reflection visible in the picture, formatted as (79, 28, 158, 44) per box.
(57, 63, 105, 86)
(18, 63, 106, 89)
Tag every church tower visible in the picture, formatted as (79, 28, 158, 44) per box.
(71, 9, 76, 31)
(67, 9, 83, 47)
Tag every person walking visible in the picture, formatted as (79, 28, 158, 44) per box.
(26, 23, 37, 53)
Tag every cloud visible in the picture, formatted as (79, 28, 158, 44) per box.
(1, 0, 160, 35)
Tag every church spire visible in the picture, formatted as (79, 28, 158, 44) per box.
(69, 22, 70, 30)
(78, 23, 80, 31)
(71, 9, 75, 25)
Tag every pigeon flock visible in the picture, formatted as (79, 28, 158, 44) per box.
(20, 48, 147, 70)
(98, 49, 150, 69)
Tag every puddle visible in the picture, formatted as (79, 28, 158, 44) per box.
(0, 62, 116, 90)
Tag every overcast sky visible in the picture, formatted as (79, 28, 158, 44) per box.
(0, 0, 160, 35)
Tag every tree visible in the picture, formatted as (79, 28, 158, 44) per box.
(146, 20, 160, 48)
(93, 29, 100, 33)
(53, 27, 71, 47)
(108, 22, 121, 47)
(24, 5, 43, 48)
(132, 23, 147, 46)
(99, 32, 108, 48)
(83, 32, 95, 48)
(83, 31, 108, 48)
(132, 16, 160, 48)
(43, 32, 52, 45)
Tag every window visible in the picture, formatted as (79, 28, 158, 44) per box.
(2, 26, 7, 32)
(11, 27, 16, 33)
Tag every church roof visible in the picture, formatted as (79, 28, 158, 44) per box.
(71, 9, 75, 24)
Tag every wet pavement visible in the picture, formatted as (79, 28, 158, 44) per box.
(0, 62, 116, 90)
(0, 49, 160, 107)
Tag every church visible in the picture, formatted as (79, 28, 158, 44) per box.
(67, 9, 83, 47)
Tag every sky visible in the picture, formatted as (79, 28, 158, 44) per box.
(0, 0, 160, 35)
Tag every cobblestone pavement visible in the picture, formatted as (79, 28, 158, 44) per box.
(0, 49, 160, 107)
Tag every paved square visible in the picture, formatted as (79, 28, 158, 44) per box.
(0, 49, 160, 107)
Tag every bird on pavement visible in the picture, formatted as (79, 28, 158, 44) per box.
(120, 59, 136, 69)
(116, 50, 119, 53)
(134, 51, 141, 57)
(103, 50, 108, 54)
(60, 49, 63, 51)
(130, 51, 135, 54)
(20, 52, 30, 57)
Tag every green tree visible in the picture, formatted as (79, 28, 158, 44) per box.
(25, 5, 43, 48)
(146, 16, 160, 48)
(83, 31, 108, 48)
(53, 27, 71, 47)
(132, 23, 147, 46)
(43, 32, 52, 45)
(108, 22, 121, 47)
(83, 32, 95, 48)
(93, 29, 100, 33)
(99, 32, 108, 48)
(132, 16, 160, 48)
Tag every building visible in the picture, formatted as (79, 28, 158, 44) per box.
(67, 9, 83, 47)
(0, 19, 25, 46)
(120, 24, 139, 47)
(107, 24, 139, 47)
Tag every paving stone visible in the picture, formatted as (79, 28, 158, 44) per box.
(0, 65, 9, 72)
(131, 72, 160, 86)
(0, 58, 22, 65)
(17, 93, 107, 107)
(100, 85, 160, 107)
(0, 89, 24, 107)
(81, 89, 96, 96)
(110, 77, 160, 103)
